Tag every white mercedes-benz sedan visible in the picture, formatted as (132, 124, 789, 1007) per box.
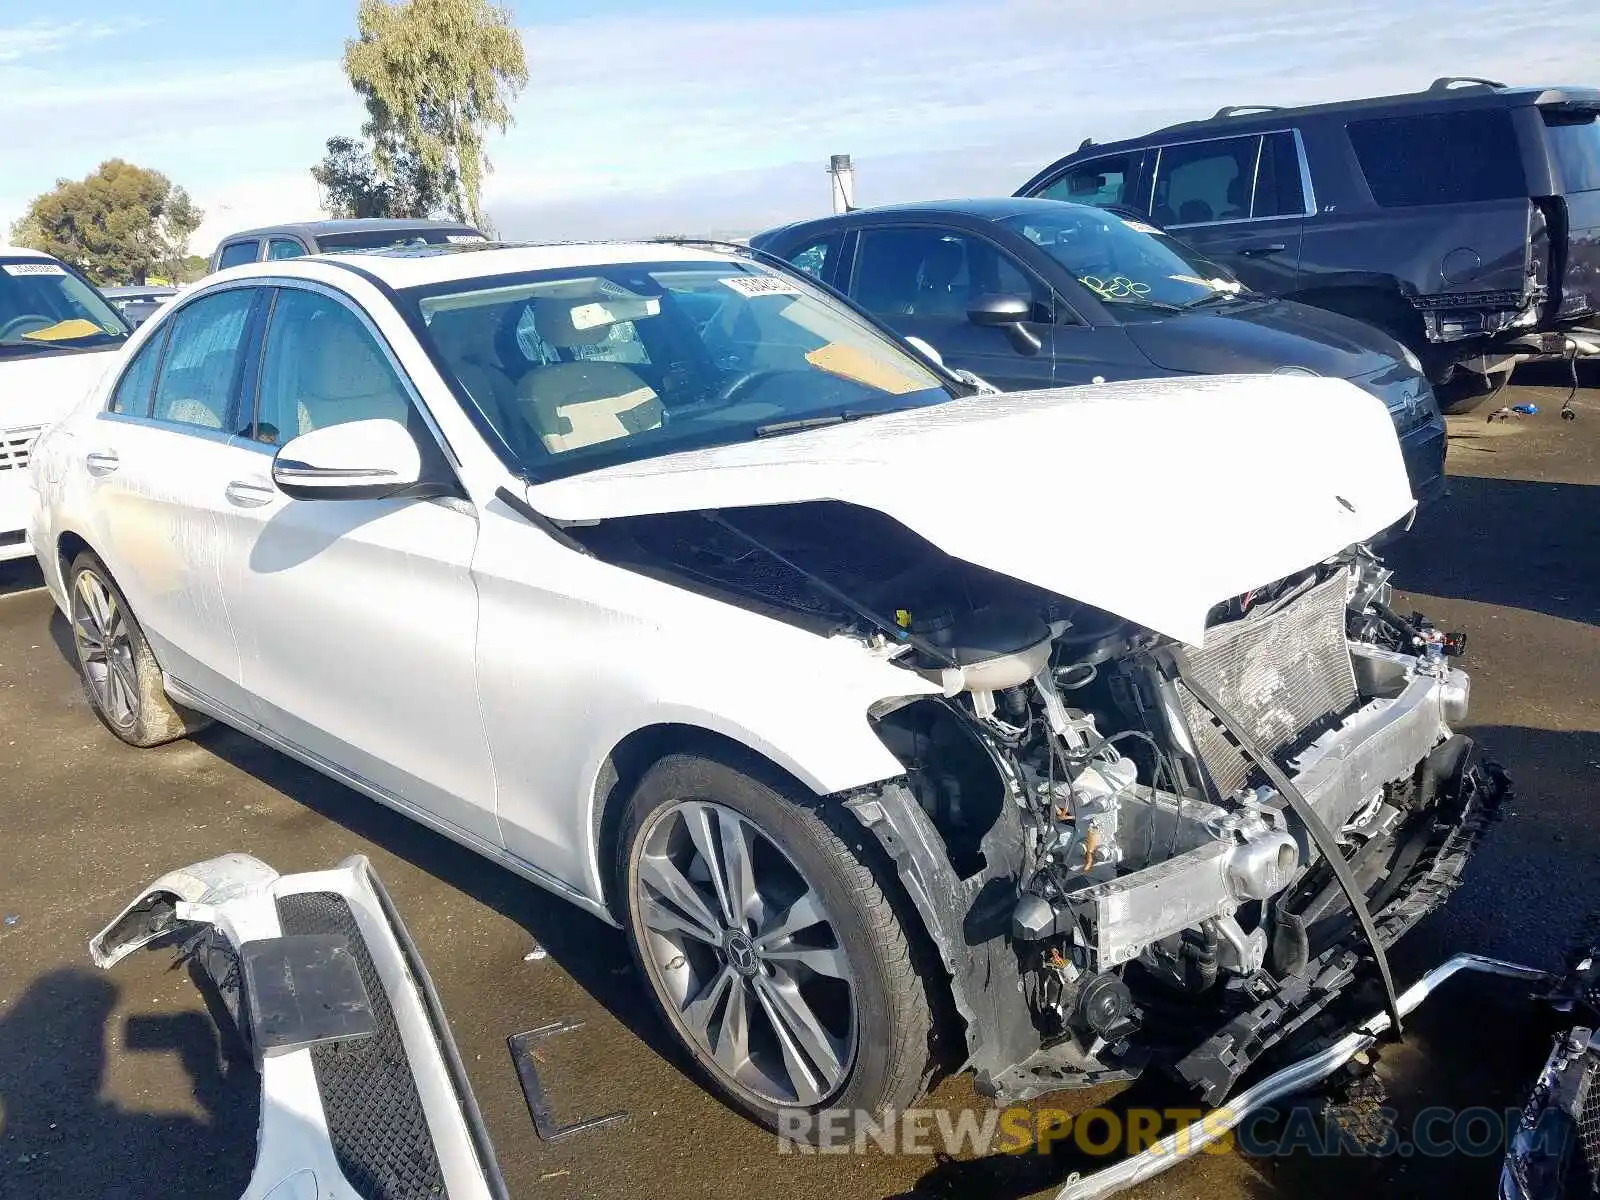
(29, 240, 1502, 1140)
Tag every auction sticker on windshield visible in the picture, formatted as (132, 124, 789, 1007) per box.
(721, 275, 802, 298)
(1120, 219, 1164, 237)
(3, 262, 66, 277)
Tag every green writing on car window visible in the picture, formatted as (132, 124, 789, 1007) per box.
(1080, 276, 1151, 301)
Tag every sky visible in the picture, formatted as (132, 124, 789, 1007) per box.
(1, 0, 1597, 254)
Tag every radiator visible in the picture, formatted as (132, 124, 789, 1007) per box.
(0, 426, 42, 473)
(1173, 571, 1359, 797)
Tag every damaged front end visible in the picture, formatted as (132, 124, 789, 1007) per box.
(573, 498, 1505, 1108)
(858, 545, 1503, 1104)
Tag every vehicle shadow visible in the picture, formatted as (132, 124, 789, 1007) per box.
(1385, 475, 1598, 625)
(0, 967, 258, 1200)
(0, 558, 43, 599)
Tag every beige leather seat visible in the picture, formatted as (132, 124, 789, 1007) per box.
(425, 306, 520, 423)
(294, 315, 408, 435)
(519, 299, 663, 454)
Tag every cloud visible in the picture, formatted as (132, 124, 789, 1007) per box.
(0, 18, 146, 63)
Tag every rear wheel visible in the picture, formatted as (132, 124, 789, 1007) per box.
(67, 551, 211, 747)
(618, 752, 932, 1139)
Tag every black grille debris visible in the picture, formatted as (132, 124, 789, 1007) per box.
(276, 891, 446, 1199)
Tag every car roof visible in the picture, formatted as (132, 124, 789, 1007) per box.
(756, 197, 1100, 240)
(0, 245, 57, 259)
(213, 240, 754, 290)
(101, 285, 178, 297)
(216, 218, 483, 243)
(1064, 80, 1600, 157)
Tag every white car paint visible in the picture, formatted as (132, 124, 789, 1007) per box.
(526, 372, 1415, 647)
(92, 854, 506, 1200)
(1, 246, 125, 562)
(30, 242, 1413, 922)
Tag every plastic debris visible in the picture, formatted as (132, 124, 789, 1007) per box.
(2, 915, 17, 927)
(523, 942, 548, 962)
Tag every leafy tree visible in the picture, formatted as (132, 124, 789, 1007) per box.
(310, 134, 456, 219)
(10, 160, 202, 285)
(342, 0, 527, 231)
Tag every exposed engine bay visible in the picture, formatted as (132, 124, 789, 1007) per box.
(572, 499, 1502, 1102)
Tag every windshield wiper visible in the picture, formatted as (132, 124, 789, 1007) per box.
(754, 411, 874, 438)
(1182, 289, 1250, 310)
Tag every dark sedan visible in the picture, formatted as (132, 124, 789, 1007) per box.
(751, 198, 1446, 506)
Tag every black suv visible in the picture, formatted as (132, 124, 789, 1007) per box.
(1017, 78, 1600, 390)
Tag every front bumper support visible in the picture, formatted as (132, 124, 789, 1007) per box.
(1057, 953, 1549, 1200)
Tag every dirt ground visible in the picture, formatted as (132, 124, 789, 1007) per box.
(0, 370, 1595, 1200)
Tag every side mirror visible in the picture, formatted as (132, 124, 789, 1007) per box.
(272, 419, 423, 502)
(967, 293, 1044, 356)
(966, 293, 1034, 328)
(903, 335, 944, 367)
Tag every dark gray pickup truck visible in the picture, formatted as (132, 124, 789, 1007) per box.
(1018, 78, 1600, 396)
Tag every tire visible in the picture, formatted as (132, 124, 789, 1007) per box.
(66, 551, 212, 747)
(1436, 368, 1512, 414)
(617, 752, 933, 1140)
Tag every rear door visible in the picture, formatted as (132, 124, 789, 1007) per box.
(80, 286, 264, 709)
(842, 223, 1058, 389)
(1150, 132, 1307, 294)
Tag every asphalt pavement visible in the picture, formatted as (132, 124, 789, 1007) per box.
(0, 371, 1595, 1200)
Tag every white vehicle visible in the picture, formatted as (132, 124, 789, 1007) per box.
(0, 247, 131, 562)
(30, 240, 1502, 1138)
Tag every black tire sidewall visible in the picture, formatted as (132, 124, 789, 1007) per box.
(616, 752, 912, 1134)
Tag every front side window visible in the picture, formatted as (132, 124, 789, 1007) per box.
(849, 227, 1044, 320)
(785, 236, 841, 283)
(1347, 109, 1526, 206)
(998, 207, 1242, 313)
(149, 289, 256, 430)
(0, 257, 129, 359)
(266, 238, 306, 261)
(217, 241, 259, 270)
(252, 289, 413, 445)
(1035, 154, 1134, 208)
(406, 259, 949, 478)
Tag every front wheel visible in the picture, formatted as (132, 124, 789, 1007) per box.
(618, 753, 933, 1139)
(67, 551, 211, 747)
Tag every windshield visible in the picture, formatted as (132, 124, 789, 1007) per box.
(405, 258, 951, 479)
(995, 208, 1244, 312)
(0, 258, 129, 356)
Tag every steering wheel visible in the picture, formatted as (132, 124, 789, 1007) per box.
(0, 314, 55, 341)
(711, 367, 789, 408)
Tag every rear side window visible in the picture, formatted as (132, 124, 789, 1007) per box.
(1153, 136, 1260, 225)
(1542, 109, 1600, 193)
(150, 289, 256, 431)
(253, 289, 413, 445)
(107, 329, 167, 416)
(216, 241, 259, 269)
(1253, 132, 1308, 218)
(1347, 109, 1527, 206)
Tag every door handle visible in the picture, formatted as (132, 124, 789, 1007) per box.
(224, 480, 276, 508)
(85, 450, 120, 476)
(1238, 242, 1288, 258)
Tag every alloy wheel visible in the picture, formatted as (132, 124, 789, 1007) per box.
(73, 570, 139, 729)
(633, 799, 858, 1107)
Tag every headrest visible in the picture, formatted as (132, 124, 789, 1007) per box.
(302, 314, 389, 400)
(533, 298, 609, 348)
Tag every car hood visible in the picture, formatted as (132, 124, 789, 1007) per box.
(1123, 298, 1403, 380)
(526, 374, 1415, 647)
(1, 347, 121, 428)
